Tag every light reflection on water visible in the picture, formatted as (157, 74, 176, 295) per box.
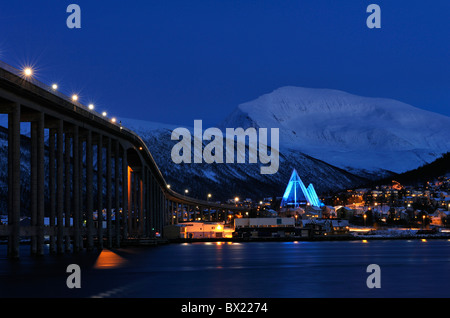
(0, 239, 449, 298)
(94, 249, 127, 269)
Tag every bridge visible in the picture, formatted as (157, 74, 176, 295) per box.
(0, 61, 248, 258)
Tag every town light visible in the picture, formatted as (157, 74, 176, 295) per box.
(72, 94, 78, 101)
(52, 84, 58, 90)
(111, 117, 116, 123)
(23, 67, 33, 77)
(88, 104, 94, 110)
(102, 111, 107, 117)
(185, 189, 189, 194)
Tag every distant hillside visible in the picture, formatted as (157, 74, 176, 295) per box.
(361, 152, 450, 188)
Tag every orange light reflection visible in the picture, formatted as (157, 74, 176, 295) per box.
(94, 249, 127, 269)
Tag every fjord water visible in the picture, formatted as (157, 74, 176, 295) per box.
(1, 240, 449, 298)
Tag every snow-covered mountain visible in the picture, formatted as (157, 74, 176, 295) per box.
(119, 117, 367, 201)
(220, 86, 450, 175)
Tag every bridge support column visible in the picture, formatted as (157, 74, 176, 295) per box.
(36, 113, 45, 256)
(114, 140, 120, 247)
(139, 170, 144, 236)
(73, 126, 81, 252)
(7, 103, 21, 259)
(64, 130, 71, 252)
(56, 120, 64, 254)
(86, 130, 94, 251)
(49, 128, 56, 253)
(106, 137, 112, 248)
(30, 117, 38, 254)
(150, 176, 156, 236)
(131, 169, 136, 235)
(144, 167, 150, 237)
(122, 147, 128, 240)
(171, 201, 175, 225)
(97, 134, 103, 249)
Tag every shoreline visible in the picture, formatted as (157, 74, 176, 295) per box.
(2, 232, 450, 247)
(166, 232, 450, 244)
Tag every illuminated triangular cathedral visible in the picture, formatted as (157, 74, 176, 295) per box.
(280, 169, 323, 208)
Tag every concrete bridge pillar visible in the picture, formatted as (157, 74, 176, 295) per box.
(48, 128, 56, 253)
(7, 103, 21, 259)
(86, 129, 94, 251)
(56, 120, 64, 254)
(72, 125, 81, 252)
(122, 147, 128, 240)
(97, 133, 103, 249)
(114, 140, 120, 247)
(106, 137, 112, 248)
(64, 129, 72, 252)
(36, 113, 45, 256)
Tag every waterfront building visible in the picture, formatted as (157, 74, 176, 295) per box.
(163, 222, 234, 239)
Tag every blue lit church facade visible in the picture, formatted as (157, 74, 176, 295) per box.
(280, 169, 324, 208)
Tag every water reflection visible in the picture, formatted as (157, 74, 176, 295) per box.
(94, 249, 127, 269)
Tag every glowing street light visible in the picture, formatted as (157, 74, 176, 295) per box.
(111, 117, 117, 123)
(102, 111, 107, 117)
(88, 104, 94, 110)
(72, 94, 79, 101)
(167, 184, 171, 189)
(23, 67, 33, 77)
(52, 84, 58, 90)
(185, 189, 189, 195)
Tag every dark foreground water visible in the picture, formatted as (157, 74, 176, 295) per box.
(0, 239, 449, 298)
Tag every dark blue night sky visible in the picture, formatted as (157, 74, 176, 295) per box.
(1, 0, 448, 127)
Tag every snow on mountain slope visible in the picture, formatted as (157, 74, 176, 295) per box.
(119, 117, 366, 201)
(220, 86, 450, 173)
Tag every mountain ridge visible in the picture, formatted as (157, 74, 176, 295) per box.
(220, 86, 450, 174)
